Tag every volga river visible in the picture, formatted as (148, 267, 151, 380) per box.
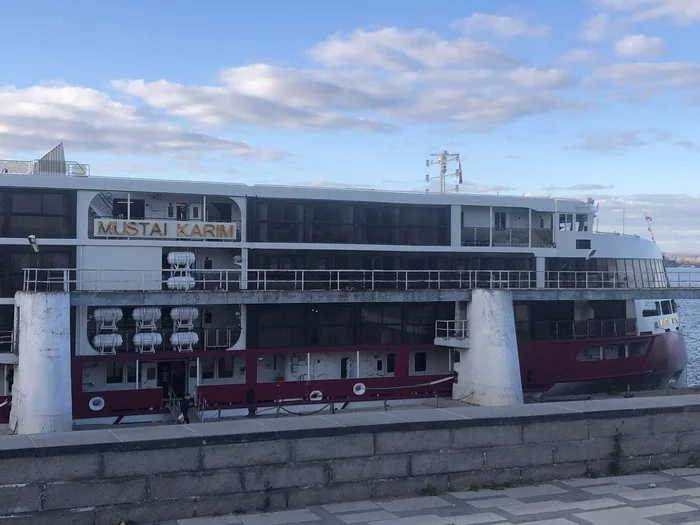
(667, 268, 700, 386)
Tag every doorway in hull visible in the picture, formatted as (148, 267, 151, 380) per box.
(157, 361, 187, 399)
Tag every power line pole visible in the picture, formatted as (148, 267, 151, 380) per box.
(425, 150, 462, 194)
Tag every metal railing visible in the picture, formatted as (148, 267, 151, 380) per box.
(435, 320, 469, 339)
(0, 159, 90, 176)
(0, 331, 15, 353)
(88, 328, 240, 354)
(461, 227, 554, 248)
(22, 268, 694, 293)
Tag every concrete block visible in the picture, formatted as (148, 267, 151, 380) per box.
(448, 468, 522, 490)
(103, 447, 200, 477)
(411, 450, 484, 475)
(0, 455, 99, 484)
(330, 455, 410, 483)
(678, 431, 700, 453)
(650, 453, 696, 470)
(589, 416, 651, 438)
(553, 438, 614, 463)
(243, 463, 327, 491)
(202, 440, 290, 469)
(375, 430, 451, 454)
(287, 482, 371, 508)
(522, 462, 588, 483)
(621, 434, 677, 456)
(196, 490, 287, 516)
(149, 470, 243, 500)
(0, 485, 42, 514)
(0, 509, 95, 525)
(94, 499, 196, 525)
(586, 459, 615, 477)
(44, 479, 147, 511)
(370, 475, 449, 500)
(452, 424, 521, 449)
(293, 434, 373, 461)
(485, 444, 553, 469)
(652, 413, 697, 434)
(523, 420, 588, 443)
(619, 456, 652, 474)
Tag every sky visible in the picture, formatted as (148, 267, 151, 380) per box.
(2, 0, 700, 252)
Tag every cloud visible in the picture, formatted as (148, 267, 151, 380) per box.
(558, 48, 597, 64)
(568, 129, 670, 154)
(614, 34, 666, 58)
(589, 61, 700, 100)
(454, 14, 549, 38)
(595, 0, 700, 25)
(580, 13, 623, 41)
(111, 27, 582, 132)
(544, 184, 615, 191)
(304, 180, 374, 189)
(677, 140, 700, 150)
(0, 84, 287, 162)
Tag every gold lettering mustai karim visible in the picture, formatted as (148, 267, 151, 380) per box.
(94, 219, 237, 239)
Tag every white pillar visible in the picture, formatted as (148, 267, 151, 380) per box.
(453, 289, 523, 406)
(10, 292, 73, 434)
(535, 257, 546, 288)
(450, 205, 461, 247)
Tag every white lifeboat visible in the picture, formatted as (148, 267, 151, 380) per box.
(133, 332, 163, 353)
(91, 333, 123, 355)
(167, 276, 196, 291)
(170, 332, 199, 352)
(167, 252, 196, 267)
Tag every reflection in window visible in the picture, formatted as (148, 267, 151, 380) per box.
(106, 362, 125, 383)
(577, 346, 603, 362)
(628, 341, 648, 357)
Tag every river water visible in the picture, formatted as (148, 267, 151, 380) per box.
(667, 268, 700, 386)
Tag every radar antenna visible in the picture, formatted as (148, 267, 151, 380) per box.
(645, 213, 656, 243)
(425, 150, 462, 194)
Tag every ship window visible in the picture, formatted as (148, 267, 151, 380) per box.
(576, 239, 591, 250)
(189, 365, 197, 379)
(414, 351, 427, 372)
(203, 310, 212, 324)
(559, 214, 573, 231)
(576, 346, 603, 362)
(642, 302, 661, 317)
(126, 363, 137, 383)
(661, 301, 672, 315)
(386, 353, 395, 374)
(218, 357, 234, 378)
(494, 212, 507, 231)
(671, 300, 678, 313)
(106, 362, 124, 384)
(201, 359, 215, 379)
(146, 368, 156, 381)
(376, 360, 383, 372)
(605, 344, 626, 360)
(628, 341, 648, 357)
(575, 214, 589, 232)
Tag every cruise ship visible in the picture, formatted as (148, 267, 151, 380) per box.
(0, 145, 687, 428)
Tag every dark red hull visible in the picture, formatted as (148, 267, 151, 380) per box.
(519, 331, 687, 396)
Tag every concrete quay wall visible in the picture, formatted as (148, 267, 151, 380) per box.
(3, 395, 700, 524)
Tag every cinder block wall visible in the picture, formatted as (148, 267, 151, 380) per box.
(2, 395, 700, 525)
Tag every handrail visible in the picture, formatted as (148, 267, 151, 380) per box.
(435, 320, 469, 339)
(0, 159, 90, 176)
(21, 267, 689, 293)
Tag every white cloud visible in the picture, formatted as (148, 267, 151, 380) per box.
(596, 0, 700, 25)
(580, 13, 622, 41)
(0, 85, 286, 161)
(559, 48, 597, 64)
(614, 34, 666, 58)
(569, 129, 670, 154)
(544, 183, 615, 190)
(591, 61, 700, 88)
(454, 14, 549, 38)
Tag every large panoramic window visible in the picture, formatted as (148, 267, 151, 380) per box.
(545, 257, 668, 289)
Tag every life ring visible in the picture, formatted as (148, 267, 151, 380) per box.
(89, 397, 105, 412)
(309, 390, 323, 401)
(353, 383, 366, 396)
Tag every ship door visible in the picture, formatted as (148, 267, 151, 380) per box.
(187, 361, 198, 395)
(170, 362, 187, 397)
(340, 358, 350, 379)
(141, 363, 157, 389)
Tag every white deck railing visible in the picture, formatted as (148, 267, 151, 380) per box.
(20, 268, 694, 293)
(435, 320, 469, 339)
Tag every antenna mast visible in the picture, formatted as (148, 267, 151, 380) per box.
(425, 150, 462, 194)
(645, 213, 656, 243)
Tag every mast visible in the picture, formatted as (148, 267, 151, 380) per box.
(425, 150, 462, 194)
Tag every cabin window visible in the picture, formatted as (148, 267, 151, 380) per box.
(642, 302, 661, 317)
(576, 239, 591, 250)
(201, 359, 215, 379)
(628, 341, 648, 357)
(126, 363, 137, 383)
(189, 365, 197, 379)
(559, 214, 573, 231)
(106, 362, 124, 384)
(146, 368, 156, 381)
(671, 300, 678, 313)
(494, 212, 507, 231)
(605, 344, 626, 360)
(575, 214, 589, 232)
(386, 353, 395, 374)
(661, 301, 672, 315)
(414, 352, 427, 372)
(576, 346, 603, 362)
(203, 310, 212, 324)
(376, 360, 383, 372)
(203, 258, 213, 270)
(218, 357, 234, 378)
